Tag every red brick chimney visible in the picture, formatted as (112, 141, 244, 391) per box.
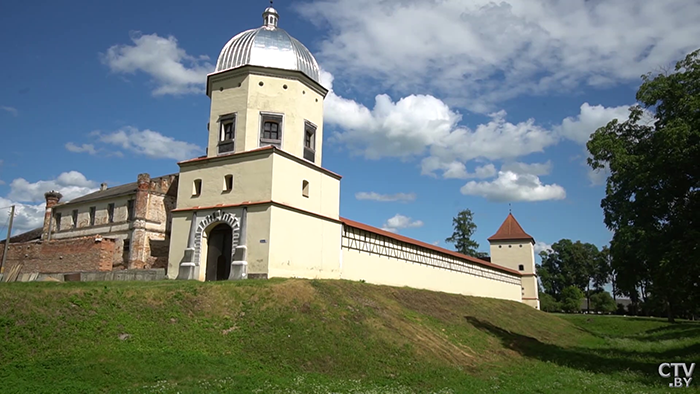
(42, 191, 63, 240)
(135, 173, 150, 220)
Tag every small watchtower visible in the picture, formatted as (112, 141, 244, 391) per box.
(488, 213, 539, 309)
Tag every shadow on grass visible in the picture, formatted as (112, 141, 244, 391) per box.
(464, 316, 687, 386)
(638, 324, 700, 342)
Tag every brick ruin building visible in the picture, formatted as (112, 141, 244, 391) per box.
(0, 173, 177, 278)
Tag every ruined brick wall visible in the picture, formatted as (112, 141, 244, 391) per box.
(148, 236, 170, 269)
(0, 236, 115, 274)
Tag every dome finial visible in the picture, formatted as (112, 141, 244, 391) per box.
(263, 2, 279, 29)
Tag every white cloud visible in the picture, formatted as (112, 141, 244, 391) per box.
(100, 32, 213, 96)
(534, 241, 553, 254)
(0, 172, 101, 235)
(299, 0, 700, 112)
(501, 161, 552, 176)
(8, 171, 98, 203)
(460, 171, 566, 202)
(0, 198, 45, 235)
(65, 142, 99, 155)
(554, 102, 644, 186)
(1, 106, 18, 116)
(355, 192, 416, 202)
(421, 160, 498, 180)
(323, 71, 558, 178)
(94, 126, 202, 160)
(557, 103, 631, 145)
(587, 165, 610, 186)
(381, 214, 424, 233)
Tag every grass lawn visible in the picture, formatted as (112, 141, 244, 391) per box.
(0, 279, 698, 393)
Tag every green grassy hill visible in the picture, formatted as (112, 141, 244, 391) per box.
(0, 279, 698, 393)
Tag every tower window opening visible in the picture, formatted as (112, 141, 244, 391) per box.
(72, 209, 78, 229)
(193, 179, 202, 197)
(302, 180, 310, 198)
(260, 113, 283, 148)
(223, 175, 233, 192)
(127, 200, 135, 221)
(519, 264, 524, 271)
(218, 114, 235, 154)
(304, 121, 316, 163)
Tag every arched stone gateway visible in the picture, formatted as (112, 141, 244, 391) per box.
(193, 209, 241, 266)
(178, 208, 246, 281)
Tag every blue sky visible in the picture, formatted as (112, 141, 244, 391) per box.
(1, 0, 698, 258)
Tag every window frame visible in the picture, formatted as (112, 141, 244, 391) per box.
(218, 113, 236, 154)
(192, 179, 202, 197)
(302, 180, 310, 198)
(127, 200, 135, 221)
(223, 174, 233, 192)
(259, 112, 284, 148)
(303, 120, 317, 163)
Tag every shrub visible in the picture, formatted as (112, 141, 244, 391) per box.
(561, 286, 584, 313)
(539, 292, 561, 313)
(590, 291, 616, 314)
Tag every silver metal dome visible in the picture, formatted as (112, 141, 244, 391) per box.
(214, 6, 321, 83)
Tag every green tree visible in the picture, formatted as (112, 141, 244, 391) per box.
(587, 49, 700, 322)
(560, 286, 584, 313)
(445, 209, 488, 258)
(537, 239, 599, 301)
(539, 292, 561, 313)
(590, 291, 616, 314)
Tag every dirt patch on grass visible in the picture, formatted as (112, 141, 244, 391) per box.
(268, 279, 316, 306)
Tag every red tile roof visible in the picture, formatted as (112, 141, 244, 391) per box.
(340, 217, 521, 276)
(487, 213, 534, 243)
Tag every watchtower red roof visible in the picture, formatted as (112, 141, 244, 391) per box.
(488, 213, 534, 243)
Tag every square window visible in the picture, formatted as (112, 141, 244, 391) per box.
(304, 121, 316, 163)
(260, 113, 283, 148)
(218, 114, 236, 154)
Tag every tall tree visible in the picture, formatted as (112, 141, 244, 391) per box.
(595, 246, 617, 302)
(587, 49, 700, 322)
(537, 239, 600, 302)
(445, 209, 488, 258)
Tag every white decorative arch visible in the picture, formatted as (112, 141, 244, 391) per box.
(192, 209, 241, 266)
